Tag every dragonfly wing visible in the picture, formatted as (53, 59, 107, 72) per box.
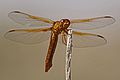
(4, 27, 51, 44)
(61, 31, 107, 48)
(70, 16, 115, 30)
(8, 11, 54, 27)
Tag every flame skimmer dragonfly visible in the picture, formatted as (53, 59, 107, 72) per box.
(5, 11, 115, 72)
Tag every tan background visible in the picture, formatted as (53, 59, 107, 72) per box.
(0, 0, 120, 80)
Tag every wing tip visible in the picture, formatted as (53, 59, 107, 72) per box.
(104, 16, 113, 18)
(10, 11, 22, 13)
(97, 35, 104, 38)
(8, 11, 20, 15)
(8, 11, 22, 18)
(8, 30, 16, 32)
(104, 16, 116, 21)
(97, 35, 107, 43)
(13, 11, 21, 13)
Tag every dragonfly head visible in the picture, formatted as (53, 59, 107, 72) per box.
(60, 19, 70, 29)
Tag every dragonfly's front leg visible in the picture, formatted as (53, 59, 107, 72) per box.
(45, 32, 58, 72)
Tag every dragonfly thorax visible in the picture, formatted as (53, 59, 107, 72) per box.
(52, 19, 70, 34)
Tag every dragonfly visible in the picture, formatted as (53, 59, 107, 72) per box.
(4, 11, 115, 72)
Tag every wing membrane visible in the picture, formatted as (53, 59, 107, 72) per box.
(70, 16, 115, 30)
(4, 28, 51, 44)
(8, 11, 54, 27)
(61, 31, 107, 48)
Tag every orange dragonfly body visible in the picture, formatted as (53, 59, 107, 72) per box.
(5, 11, 115, 72)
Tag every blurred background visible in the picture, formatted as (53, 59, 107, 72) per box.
(0, 0, 120, 80)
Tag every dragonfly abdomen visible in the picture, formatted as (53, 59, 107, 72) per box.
(45, 31, 58, 72)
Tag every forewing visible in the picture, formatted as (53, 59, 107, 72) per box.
(8, 11, 54, 27)
(4, 28, 51, 44)
(70, 16, 115, 30)
(61, 31, 107, 48)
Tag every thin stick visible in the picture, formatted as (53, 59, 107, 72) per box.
(65, 29, 72, 80)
